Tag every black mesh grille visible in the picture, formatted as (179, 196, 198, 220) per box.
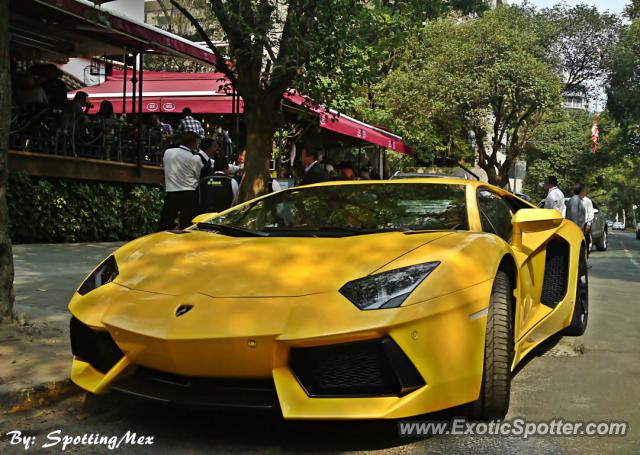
(70, 317, 124, 374)
(111, 368, 278, 410)
(290, 337, 424, 397)
(541, 238, 570, 308)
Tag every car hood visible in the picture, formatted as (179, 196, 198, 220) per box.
(112, 230, 451, 297)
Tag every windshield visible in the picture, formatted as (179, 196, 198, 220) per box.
(203, 183, 469, 237)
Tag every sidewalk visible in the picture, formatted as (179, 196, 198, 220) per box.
(0, 242, 122, 410)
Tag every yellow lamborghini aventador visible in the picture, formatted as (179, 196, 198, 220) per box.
(68, 178, 588, 420)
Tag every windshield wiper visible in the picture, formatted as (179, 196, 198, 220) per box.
(196, 222, 268, 237)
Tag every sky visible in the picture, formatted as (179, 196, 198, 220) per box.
(509, 0, 629, 15)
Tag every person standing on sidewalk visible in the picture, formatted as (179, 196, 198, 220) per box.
(299, 145, 328, 185)
(565, 183, 586, 231)
(159, 131, 203, 230)
(583, 186, 595, 255)
(543, 176, 566, 216)
(176, 107, 205, 139)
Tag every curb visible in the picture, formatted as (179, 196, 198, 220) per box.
(0, 379, 82, 414)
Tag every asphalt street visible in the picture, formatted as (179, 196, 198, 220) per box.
(1, 231, 639, 454)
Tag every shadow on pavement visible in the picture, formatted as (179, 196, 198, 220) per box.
(511, 334, 563, 379)
(77, 392, 477, 452)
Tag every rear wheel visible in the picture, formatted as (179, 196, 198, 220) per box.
(468, 271, 513, 420)
(595, 230, 608, 251)
(563, 247, 589, 336)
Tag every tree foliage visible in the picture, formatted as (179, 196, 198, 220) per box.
(171, 0, 349, 201)
(520, 4, 621, 95)
(164, 0, 490, 199)
(607, 0, 640, 131)
(299, 0, 489, 115)
(375, 6, 562, 186)
(146, 0, 225, 72)
(603, 0, 640, 223)
(524, 110, 600, 200)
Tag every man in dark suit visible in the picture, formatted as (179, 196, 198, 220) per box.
(300, 145, 328, 185)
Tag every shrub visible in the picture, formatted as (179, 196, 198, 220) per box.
(7, 170, 164, 243)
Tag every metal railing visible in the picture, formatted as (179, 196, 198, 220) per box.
(9, 106, 168, 166)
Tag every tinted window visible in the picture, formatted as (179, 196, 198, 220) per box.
(477, 189, 513, 241)
(213, 183, 469, 234)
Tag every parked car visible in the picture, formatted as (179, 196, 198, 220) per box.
(607, 220, 614, 229)
(613, 221, 625, 230)
(589, 201, 608, 251)
(636, 223, 639, 240)
(68, 178, 588, 420)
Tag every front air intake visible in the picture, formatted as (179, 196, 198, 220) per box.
(70, 317, 123, 373)
(289, 337, 424, 397)
(540, 238, 570, 308)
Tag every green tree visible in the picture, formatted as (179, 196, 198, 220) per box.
(377, 6, 562, 186)
(521, 4, 621, 95)
(0, 0, 15, 322)
(145, 0, 225, 72)
(167, 0, 490, 199)
(300, 0, 490, 116)
(607, 1, 640, 133)
(523, 109, 601, 200)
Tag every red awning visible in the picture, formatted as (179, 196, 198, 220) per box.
(70, 71, 413, 154)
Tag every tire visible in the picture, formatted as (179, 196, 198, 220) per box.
(595, 229, 608, 251)
(468, 271, 513, 420)
(562, 247, 589, 336)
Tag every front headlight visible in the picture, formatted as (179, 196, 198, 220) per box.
(78, 255, 119, 295)
(339, 262, 440, 310)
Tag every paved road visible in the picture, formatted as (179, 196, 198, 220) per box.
(11, 243, 122, 329)
(1, 232, 639, 454)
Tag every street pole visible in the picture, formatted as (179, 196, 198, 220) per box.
(121, 49, 127, 115)
(137, 51, 144, 173)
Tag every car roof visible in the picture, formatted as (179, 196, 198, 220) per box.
(306, 177, 475, 187)
(305, 177, 512, 194)
(390, 172, 457, 179)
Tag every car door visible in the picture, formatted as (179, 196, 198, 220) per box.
(478, 189, 563, 349)
(476, 189, 514, 243)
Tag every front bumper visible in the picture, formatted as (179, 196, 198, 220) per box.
(69, 280, 492, 419)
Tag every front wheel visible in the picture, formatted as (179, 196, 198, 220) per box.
(467, 271, 513, 420)
(563, 247, 589, 336)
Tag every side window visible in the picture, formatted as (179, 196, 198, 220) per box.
(477, 189, 513, 242)
(503, 194, 531, 213)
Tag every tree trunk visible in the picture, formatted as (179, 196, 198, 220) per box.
(237, 100, 278, 203)
(476, 143, 512, 187)
(475, 129, 506, 187)
(0, 0, 16, 323)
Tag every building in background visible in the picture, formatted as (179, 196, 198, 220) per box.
(562, 90, 589, 111)
(488, 0, 508, 7)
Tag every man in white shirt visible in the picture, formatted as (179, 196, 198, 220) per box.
(543, 176, 565, 215)
(196, 137, 217, 178)
(159, 131, 203, 230)
(583, 188, 595, 255)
